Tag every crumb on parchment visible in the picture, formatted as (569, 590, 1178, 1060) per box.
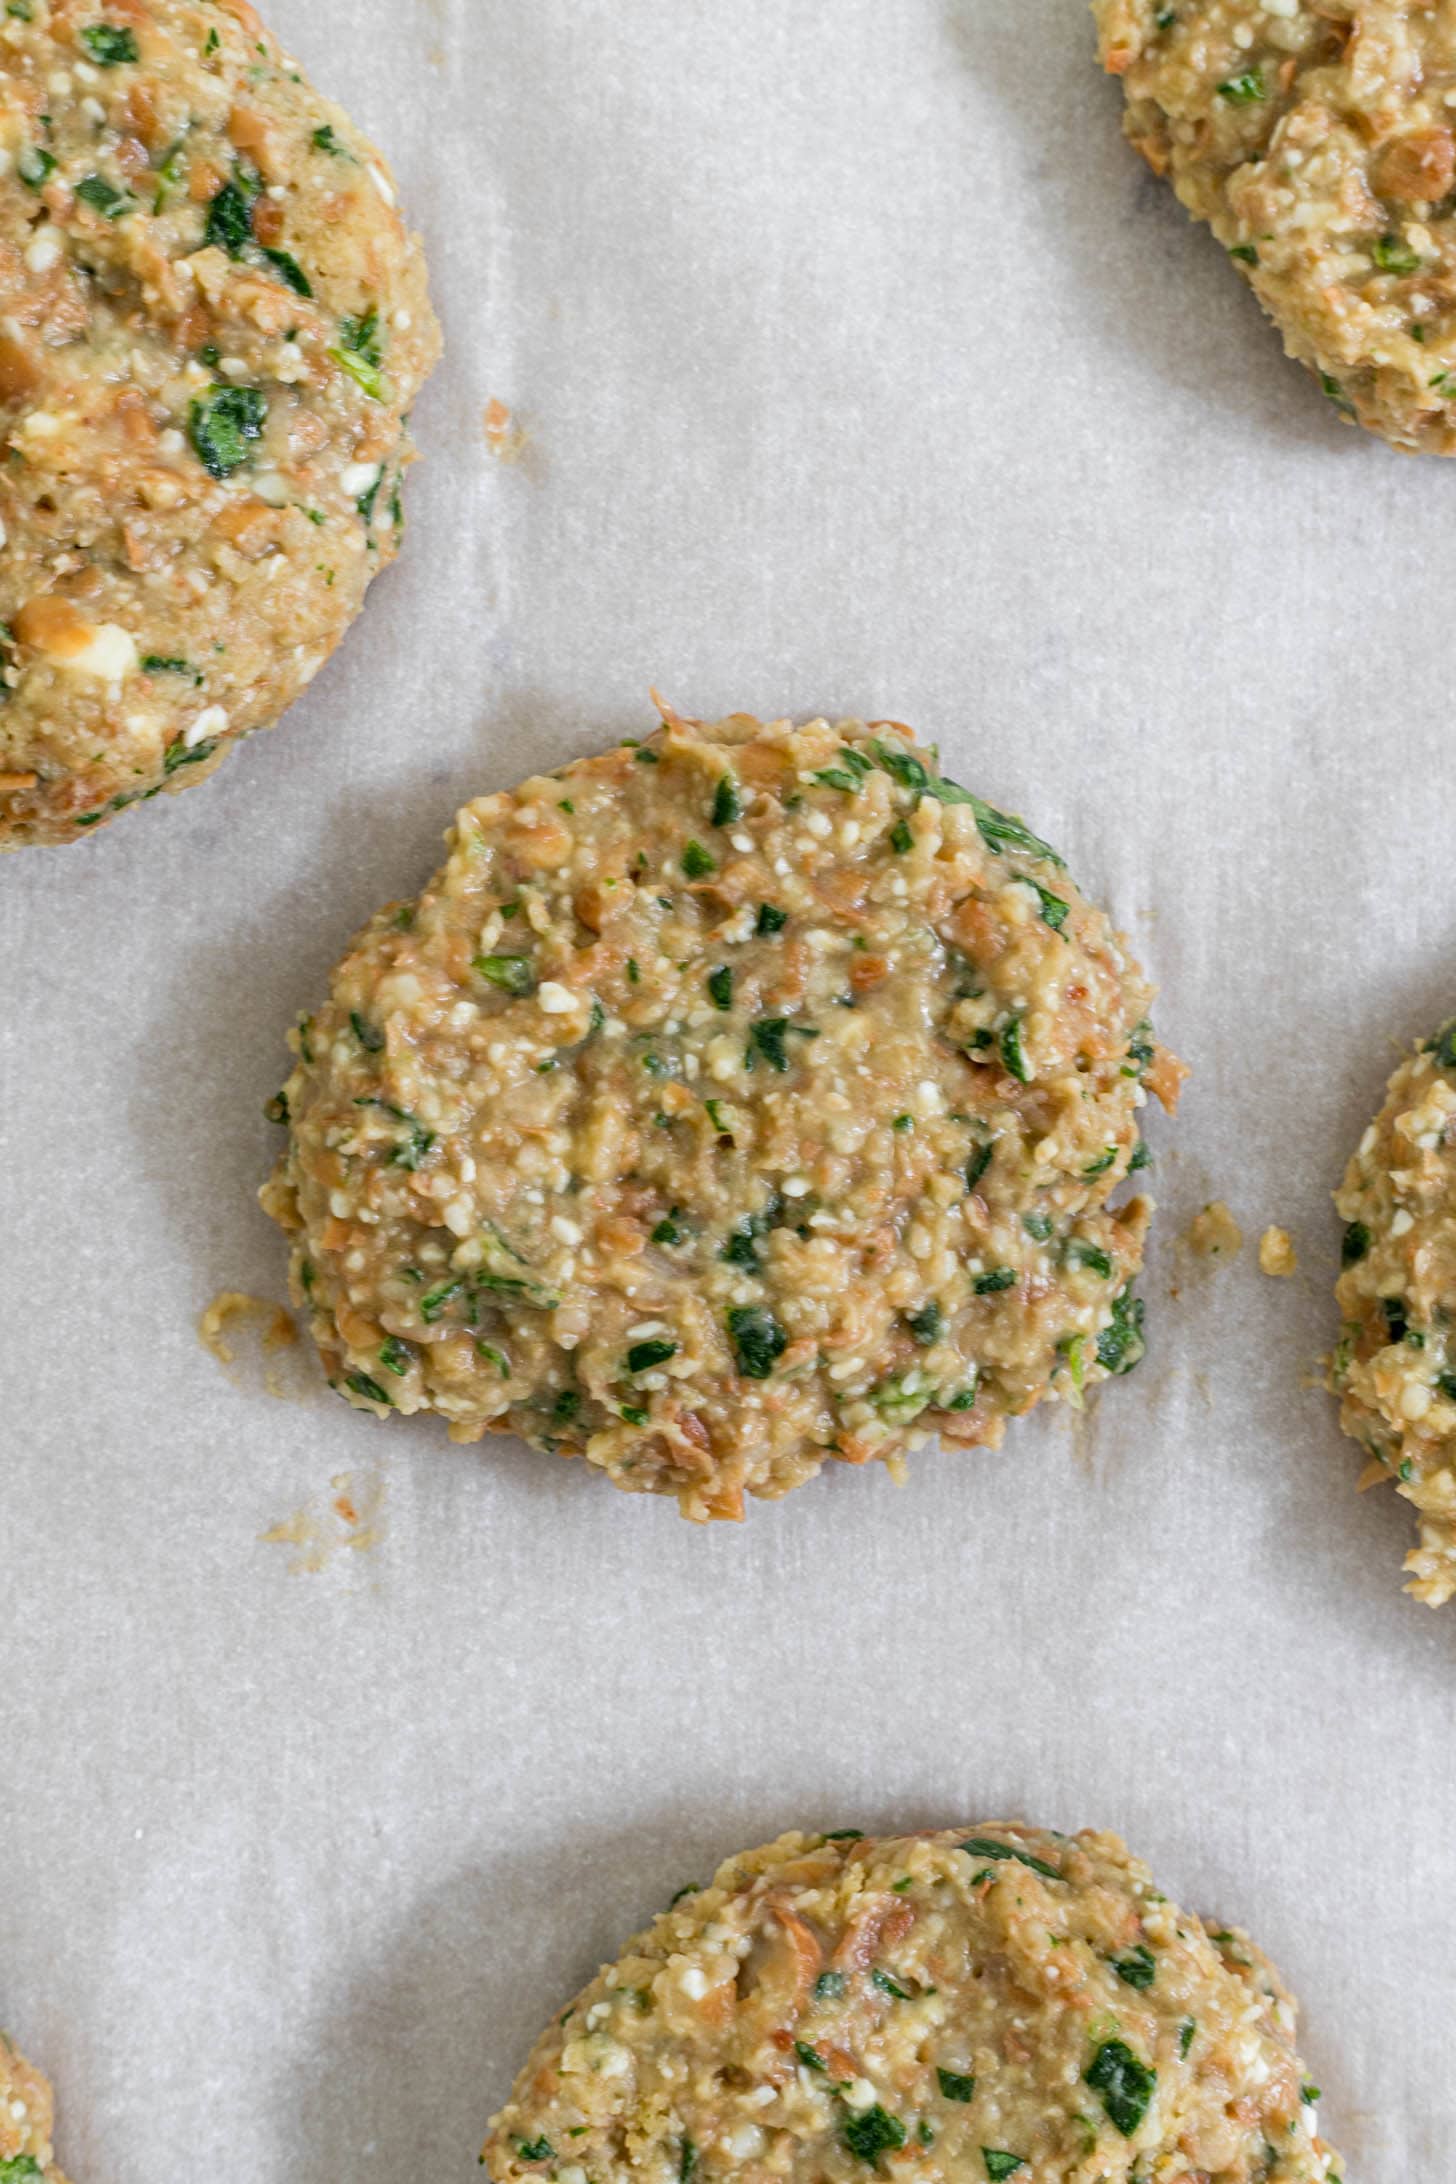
(1187, 1201, 1243, 1259)
(484, 398, 529, 462)
(1259, 1226, 1297, 1278)
(261, 1468, 386, 1574)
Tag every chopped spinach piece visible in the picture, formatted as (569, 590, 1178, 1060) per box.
(313, 123, 348, 155)
(795, 2039, 828, 2071)
(350, 1010, 384, 1052)
(18, 145, 55, 188)
(871, 1967, 910, 1999)
(1000, 1016, 1031, 1082)
(1228, 242, 1258, 264)
(1373, 234, 1421, 275)
(682, 839, 716, 878)
(1031, 881, 1069, 932)
(937, 2067, 975, 2102)
(474, 953, 536, 995)
(974, 1267, 1016, 1295)
(188, 383, 267, 478)
(1023, 1211, 1053, 1242)
(750, 1017, 800, 1072)
(651, 1213, 684, 1245)
(76, 172, 129, 216)
(1381, 1296, 1408, 1343)
(1341, 1221, 1370, 1266)
(889, 818, 914, 854)
(1217, 68, 1264, 101)
(515, 2138, 555, 2163)
(842, 2107, 906, 2163)
(728, 1304, 788, 1379)
(262, 245, 313, 295)
(982, 2157, 1025, 2181)
(756, 902, 787, 935)
(345, 1370, 391, 1407)
(81, 22, 140, 64)
(1085, 2039, 1156, 2137)
(1128, 1140, 1151, 1173)
(379, 1336, 412, 1377)
(1428, 1019, 1456, 1069)
(142, 654, 195, 676)
(1178, 2017, 1196, 2057)
(205, 174, 259, 258)
(965, 1140, 994, 1190)
(814, 1970, 846, 1999)
(711, 775, 742, 827)
(420, 1280, 463, 1324)
(1112, 1944, 1156, 1990)
(907, 1301, 944, 1344)
(0, 2160, 44, 2181)
(959, 1835, 1061, 1879)
(1067, 1240, 1113, 1279)
(678, 2140, 698, 2184)
(626, 1338, 677, 1373)
(163, 735, 218, 774)
(476, 1342, 510, 1378)
(1083, 1146, 1117, 1179)
(1096, 1288, 1145, 1374)
(812, 765, 861, 793)
(707, 965, 734, 1010)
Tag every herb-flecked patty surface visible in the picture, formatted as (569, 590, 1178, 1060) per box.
(481, 1826, 1343, 2184)
(262, 709, 1183, 1521)
(1332, 1018, 1456, 1605)
(0, 0, 440, 848)
(0, 2032, 72, 2182)
(1093, 0, 1456, 452)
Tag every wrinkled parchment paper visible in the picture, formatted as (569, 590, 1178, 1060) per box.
(3, 1, 1452, 2175)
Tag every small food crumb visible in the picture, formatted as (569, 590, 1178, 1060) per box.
(1187, 1201, 1243, 1259)
(1258, 1225, 1297, 1278)
(484, 396, 529, 462)
(261, 1468, 386, 1574)
(200, 1290, 297, 1365)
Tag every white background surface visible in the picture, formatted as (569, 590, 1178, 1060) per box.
(3, 0, 1452, 2175)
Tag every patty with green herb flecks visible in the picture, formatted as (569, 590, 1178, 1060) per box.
(1094, 0, 1456, 453)
(1331, 1019, 1456, 1605)
(0, 0, 439, 849)
(260, 707, 1184, 1521)
(0, 2030, 72, 2181)
(481, 1826, 1342, 2184)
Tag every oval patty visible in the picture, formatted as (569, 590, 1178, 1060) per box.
(262, 707, 1183, 1520)
(0, 0, 440, 848)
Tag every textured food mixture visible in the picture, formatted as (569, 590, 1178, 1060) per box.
(263, 708, 1183, 1521)
(0, 0, 439, 848)
(1332, 1019, 1456, 1604)
(1093, 0, 1456, 452)
(0, 2032, 71, 2181)
(482, 1826, 1343, 2184)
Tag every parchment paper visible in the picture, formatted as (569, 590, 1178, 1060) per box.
(2, 1, 1452, 2176)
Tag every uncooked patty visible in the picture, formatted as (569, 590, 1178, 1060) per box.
(0, 0, 439, 849)
(1093, 0, 1456, 453)
(1332, 1018, 1456, 1605)
(481, 1825, 1343, 2184)
(262, 707, 1183, 1521)
(0, 2031, 71, 2182)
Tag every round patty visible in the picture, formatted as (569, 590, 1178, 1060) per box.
(0, 2031, 71, 2182)
(1332, 1018, 1456, 1605)
(1093, 0, 1456, 453)
(481, 1825, 1342, 2184)
(262, 707, 1183, 1521)
(0, 0, 439, 849)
